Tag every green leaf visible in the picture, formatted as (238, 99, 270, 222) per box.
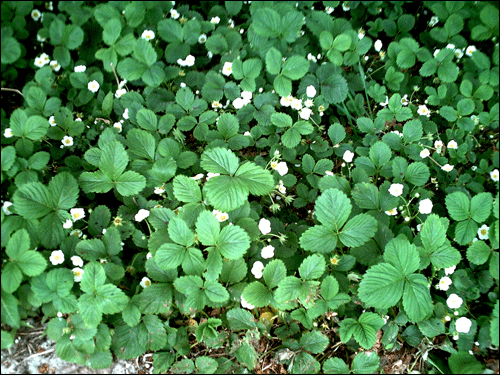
(332, 34, 352, 52)
(446, 192, 470, 221)
(315, 188, 352, 231)
(299, 225, 338, 253)
(2, 293, 20, 329)
(369, 141, 392, 169)
(13, 182, 53, 219)
(323, 357, 349, 374)
(275, 276, 302, 303)
(421, 214, 446, 252)
(263, 259, 287, 289)
(491, 301, 499, 347)
(173, 175, 202, 204)
(466, 240, 491, 265)
(234, 162, 275, 196)
(126, 129, 155, 161)
(429, 243, 461, 269)
(281, 128, 301, 148)
(134, 38, 156, 66)
(405, 162, 430, 186)
(204, 175, 247, 212)
(384, 236, 420, 276)
(470, 192, 492, 223)
(455, 219, 478, 245)
(217, 113, 239, 139)
(217, 224, 250, 259)
(204, 280, 229, 303)
(1, 36, 22, 64)
(352, 183, 379, 210)
(339, 214, 378, 248)
(265, 47, 282, 75)
(252, 8, 281, 38)
(448, 352, 484, 374)
(403, 273, 433, 322)
(79, 171, 114, 194)
(235, 342, 258, 370)
(1, 264, 22, 294)
(103, 18, 121, 45)
(300, 331, 329, 354)
(173, 275, 203, 296)
(176, 87, 195, 112)
(168, 217, 195, 247)
(328, 123, 346, 145)
(339, 313, 384, 350)
(195, 211, 220, 246)
(299, 254, 326, 280)
(281, 56, 309, 80)
(115, 171, 146, 196)
(242, 281, 272, 307)
(351, 351, 380, 374)
(80, 262, 106, 294)
(403, 119, 423, 143)
(271, 113, 293, 128)
(226, 308, 257, 330)
(321, 74, 348, 104)
(358, 263, 404, 308)
(155, 243, 186, 270)
(99, 141, 128, 180)
(273, 75, 292, 97)
(319, 30, 334, 50)
(200, 147, 239, 175)
(1, 146, 16, 171)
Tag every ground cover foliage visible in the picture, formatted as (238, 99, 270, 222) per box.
(1, 1, 499, 373)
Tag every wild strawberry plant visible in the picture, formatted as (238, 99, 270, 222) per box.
(1, 1, 498, 373)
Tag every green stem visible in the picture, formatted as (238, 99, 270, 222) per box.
(358, 61, 373, 119)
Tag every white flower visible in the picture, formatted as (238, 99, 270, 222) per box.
(374, 39, 383, 52)
(291, 98, 303, 110)
(57, 311, 63, 318)
(170, 9, 180, 19)
(273, 161, 288, 176)
(454, 48, 464, 59)
(222, 61, 233, 76)
(88, 80, 100, 93)
(434, 140, 443, 150)
(325, 171, 334, 176)
(446, 293, 463, 309)
(477, 224, 489, 240)
(343, 150, 354, 163)
(191, 173, 204, 180)
(50, 250, 65, 265)
(71, 256, 84, 267)
(31, 9, 42, 21)
(213, 210, 229, 222)
(198, 33, 207, 43)
(391, 130, 403, 138)
(389, 183, 404, 197)
(299, 107, 313, 120)
(241, 296, 255, 310)
(206, 172, 220, 181)
(433, 49, 441, 58)
(184, 54, 195, 66)
(490, 169, 499, 182)
(385, 208, 398, 216)
(342, 2, 350, 11)
(49, 60, 61, 72)
(420, 148, 430, 158)
(70, 208, 85, 221)
(307, 53, 317, 63)
(4, 128, 13, 138)
(123, 108, 129, 120)
(416, 223, 423, 232)
(441, 164, 454, 172)
(140, 277, 152, 288)
(358, 28, 365, 39)
(63, 219, 73, 229)
(232, 97, 247, 109)
(445, 265, 456, 275)
(2, 201, 13, 215)
(251, 261, 264, 279)
(49, 115, 57, 126)
(37, 33, 46, 42)
(241, 91, 253, 101)
(259, 218, 272, 235)
(113, 122, 122, 133)
(429, 15, 439, 27)
(146, 253, 152, 259)
(437, 276, 452, 291)
(400, 94, 409, 106)
(417, 105, 431, 117)
(244, 131, 251, 137)
(72, 267, 84, 282)
(74, 65, 86, 73)
(211, 16, 220, 24)
(62, 135, 73, 147)
(135, 209, 150, 222)
(379, 96, 389, 107)
(304, 99, 314, 107)
(278, 182, 286, 194)
(154, 186, 165, 195)
(115, 88, 127, 98)
(261, 245, 275, 259)
(456, 317, 472, 333)
(325, 6, 334, 14)
(447, 140, 458, 149)
(419, 199, 433, 214)
(34, 57, 45, 68)
(446, 43, 456, 50)
(465, 45, 476, 56)
(141, 30, 155, 41)
(280, 95, 294, 107)
(306, 85, 316, 98)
